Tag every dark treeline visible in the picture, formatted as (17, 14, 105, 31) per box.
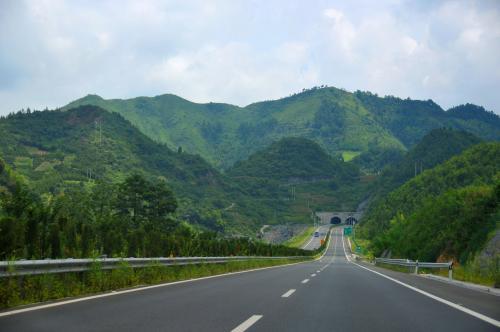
(0, 166, 311, 259)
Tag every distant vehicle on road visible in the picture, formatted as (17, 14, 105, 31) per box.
(314, 231, 319, 237)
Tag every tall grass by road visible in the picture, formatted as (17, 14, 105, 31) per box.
(0, 258, 311, 309)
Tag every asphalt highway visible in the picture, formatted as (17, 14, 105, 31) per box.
(301, 225, 330, 250)
(1, 227, 499, 331)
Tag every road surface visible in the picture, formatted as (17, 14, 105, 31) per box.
(1, 227, 499, 331)
(301, 225, 330, 250)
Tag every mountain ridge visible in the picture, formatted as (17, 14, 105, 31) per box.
(63, 86, 500, 170)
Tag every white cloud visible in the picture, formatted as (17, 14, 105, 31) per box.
(323, 8, 344, 22)
(0, 0, 499, 114)
(146, 42, 319, 105)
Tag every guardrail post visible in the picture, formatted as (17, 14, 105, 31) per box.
(448, 262, 453, 280)
(414, 260, 419, 275)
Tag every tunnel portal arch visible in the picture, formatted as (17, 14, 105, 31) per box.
(330, 216, 342, 224)
(345, 216, 358, 225)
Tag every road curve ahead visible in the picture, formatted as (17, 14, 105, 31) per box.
(1, 227, 499, 331)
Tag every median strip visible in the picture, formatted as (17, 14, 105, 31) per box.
(231, 315, 263, 332)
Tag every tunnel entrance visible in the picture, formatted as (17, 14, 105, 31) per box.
(345, 216, 358, 225)
(330, 216, 342, 224)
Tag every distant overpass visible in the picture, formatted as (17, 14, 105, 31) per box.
(315, 211, 363, 225)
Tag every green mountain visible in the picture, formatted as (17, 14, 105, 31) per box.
(0, 106, 363, 234)
(355, 128, 484, 231)
(0, 106, 226, 198)
(226, 137, 366, 221)
(0, 106, 268, 233)
(63, 87, 500, 170)
(353, 92, 500, 146)
(227, 137, 358, 182)
(63, 94, 246, 168)
(360, 142, 500, 262)
(376, 128, 483, 191)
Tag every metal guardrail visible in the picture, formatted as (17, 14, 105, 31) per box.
(375, 258, 453, 279)
(0, 256, 308, 277)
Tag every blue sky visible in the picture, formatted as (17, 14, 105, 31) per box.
(0, 0, 499, 115)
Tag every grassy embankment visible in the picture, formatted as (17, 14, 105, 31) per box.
(282, 226, 316, 248)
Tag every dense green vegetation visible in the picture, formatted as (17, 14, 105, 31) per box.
(351, 147, 405, 173)
(0, 167, 314, 259)
(359, 143, 500, 270)
(0, 106, 285, 233)
(0, 106, 225, 198)
(64, 87, 500, 170)
(226, 137, 368, 223)
(0, 108, 366, 235)
(354, 128, 485, 256)
(228, 137, 358, 182)
(380, 184, 498, 263)
(353, 92, 500, 147)
(373, 128, 483, 194)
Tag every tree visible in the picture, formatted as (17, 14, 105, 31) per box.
(116, 173, 149, 227)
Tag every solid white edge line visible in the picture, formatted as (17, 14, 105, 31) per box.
(281, 289, 296, 298)
(231, 314, 263, 332)
(0, 258, 316, 318)
(340, 230, 500, 328)
(302, 227, 320, 249)
(301, 279, 309, 284)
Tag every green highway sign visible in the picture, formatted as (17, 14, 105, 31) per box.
(344, 227, 352, 235)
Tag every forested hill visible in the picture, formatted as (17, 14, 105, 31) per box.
(0, 105, 227, 198)
(0, 106, 358, 233)
(360, 142, 500, 263)
(222, 137, 366, 225)
(353, 92, 500, 146)
(0, 106, 273, 233)
(227, 137, 358, 183)
(64, 87, 500, 169)
(374, 128, 483, 193)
